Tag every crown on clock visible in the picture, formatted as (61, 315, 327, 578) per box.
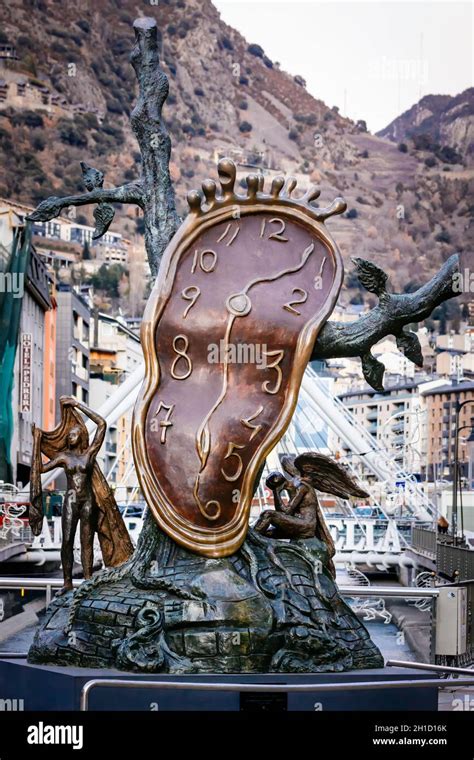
(186, 157, 347, 223)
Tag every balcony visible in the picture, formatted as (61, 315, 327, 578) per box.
(72, 364, 88, 382)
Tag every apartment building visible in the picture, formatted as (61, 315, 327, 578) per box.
(421, 380, 474, 483)
(10, 250, 53, 486)
(0, 199, 130, 270)
(89, 313, 142, 489)
(55, 287, 90, 415)
(337, 380, 425, 477)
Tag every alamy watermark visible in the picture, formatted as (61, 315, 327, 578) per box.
(208, 341, 270, 367)
(0, 697, 24, 711)
(0, 272, 24, 298)
(452, 268, 474, 293)
(27, 722, 83, 750)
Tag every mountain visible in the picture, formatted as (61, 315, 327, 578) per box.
(377, 89, 474, 165)
(0, 0, 471, 315)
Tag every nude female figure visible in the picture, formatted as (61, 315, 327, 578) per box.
(39, 397, 106, 594)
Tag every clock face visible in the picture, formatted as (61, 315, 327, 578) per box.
(134, 205, 342, 557)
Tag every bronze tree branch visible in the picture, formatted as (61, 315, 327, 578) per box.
(311, 253, 460, 390)
(27, 183, 144, 220)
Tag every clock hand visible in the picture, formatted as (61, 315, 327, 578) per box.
(225, 242, 315, 317)
(195, 314, 235, 471)
(193, 242, 315, 517)
(243, 242, 314, 295)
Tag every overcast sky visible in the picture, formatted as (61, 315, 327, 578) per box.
(214, 0, 473, 133)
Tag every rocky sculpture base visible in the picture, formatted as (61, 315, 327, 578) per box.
(28, 512, 383, 673)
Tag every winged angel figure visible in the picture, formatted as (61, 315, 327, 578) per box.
(255, 453, 369, 576)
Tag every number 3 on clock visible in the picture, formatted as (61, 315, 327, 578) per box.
(261, 349, 284, 394)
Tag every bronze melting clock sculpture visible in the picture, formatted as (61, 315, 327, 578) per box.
(134, 160, 346, 558)
(26, 18, 460, 673)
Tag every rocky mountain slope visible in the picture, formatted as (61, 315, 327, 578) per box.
(378, 88, 474, 165)
(0, 0, 471, 314)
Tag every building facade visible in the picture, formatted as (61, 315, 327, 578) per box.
(337, 380, 425, 478)
(421, 381, 474, 483)
(89, 313, 142, 493)
(55, 287, 90, 415)
(11, 250, 52, 486)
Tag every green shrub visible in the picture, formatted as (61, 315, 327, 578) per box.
(76, 20, 90, 33)
(239, 121, 252, 133)
(58, 121, 87, 147)
(435, 230, 451, 244)
(51, 41, 68, 55)
(32, 133, 46, 151)
(12, 111, 44, 128)
(91, 263, 127, 298)
(248, 43, 264, 58)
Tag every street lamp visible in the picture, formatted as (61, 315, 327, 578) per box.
(452, 400, 474, 544)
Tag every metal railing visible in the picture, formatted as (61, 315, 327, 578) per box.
(0, 577, 439, 599)
(438, 542, 474, 580)
(411, 526, 437, 557)
(387, 659, 474, 676)
(79, 675, 474, 711)
(0, 577, 81, 607)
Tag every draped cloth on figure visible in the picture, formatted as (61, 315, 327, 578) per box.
(29, 404, 134, 567)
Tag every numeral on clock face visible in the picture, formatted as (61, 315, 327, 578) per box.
(217, 222, 240, 246)
(261, 349, 285, 394)
(191, 248, 217, 274)
(181, 285, 201, 318)
(260, 217, 289, 242)
(152, 401, 175, 444)
(241, 405, 264, 441)
(221, 442, 246, 482)
(283, 287, 308, 316)
(314, 255, 327, 289)
(171, 334, 193, 380)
